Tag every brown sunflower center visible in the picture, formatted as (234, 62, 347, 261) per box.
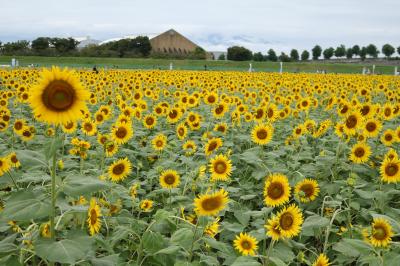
(214, 161, 227, 174)
(169, 110, 178, 119)
(255, 109, 264, 119)
(23, 130, 32, 137)
(90, 209, 97, 225)
(146, 117, 154, 125)
(10, 155, 18, 164)
(385, 163, 398, 177)
(241, 240, 251, 250)
(112, 163, 125, 175)
(366, 122, 376, 132)
(156, 140, 163, 147)
(361, 106, 370, 116)
(280, 213, 294, 230)
(373, 226, 387, 240)
(345, 115, 357, 129)
(208, 141, 218, 152)
(267, 108, 274, 118)
(215, 105, 224, 114)
(340, 105, 349, 114)
(300, 184, 314, 197)
(164, 174, 176, 185)
(14, 121, 23, 130)
(208, 95, 216, 103)
(354, 147, 365, 158)
(42, 80, 75, 111)
(116, 127, 127, 138)
(267, 182, 284, 199)
(257, 129, 268, 140)
(178, 128, 184, 136)
(201, 197, 221, 211)
(96, 114, 104, 122)
(384, 134, 393, 141)
(384, 108, 391, 116)
(84, 123, 93, 132)
(64, 122, 74, 129)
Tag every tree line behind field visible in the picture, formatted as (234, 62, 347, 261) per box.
(225, 44, 400, 61)
(0, 36, 207, 60)
(0, 36, 399, 62)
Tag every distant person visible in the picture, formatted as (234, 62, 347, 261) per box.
(92, 65, 98, 74)
(204, 64, 208, 71)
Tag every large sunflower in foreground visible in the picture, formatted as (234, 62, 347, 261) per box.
(369, 218, 393, 247)
(380, 158, 400, 183)
(294, 178, 320, 203)
(159, 169, 180, 189)
(349, 142, 371, 164)
(263, 173, 291, 207)
(87, 198, 101, 235)
(108, 157, 132, 182)
(28, 67, 90, 125)
(194, 189, 229, 216)
(276, 204, 303, 238)
(251, 124, 274, 145)
(312, 254, 330, 266)
(209, 154, 232, 181)
(233, 232, 258, 256)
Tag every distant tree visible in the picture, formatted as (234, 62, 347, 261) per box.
(312, 45, 322, 60)
(301, 50, 310, 61)
(323, 47, 334, 59)
(382, 44, 395, 58)
(278, 52, 291, 62)
(50, 38, 79, 54)
(346, 48, 354, 59)
(334, 45, 346, 58)
(398, 46, 400, 56)
(359, 47, 367, 61)
(189, 46, 206, 60)
(366, 44, 378, 58)
(267, 49, 278, 61)
(218, 53, 225, 60)
(31, 37, 50, 51)
(227, 46, 252, 61)
(133, 36, 152, 56)
(253, 52, 264, 61)
(352, 45, 360, 56)
(290, 49, 299, 61)
(1, 40, 30, 55)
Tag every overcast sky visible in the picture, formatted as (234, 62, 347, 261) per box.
(1, 0, 399, 53)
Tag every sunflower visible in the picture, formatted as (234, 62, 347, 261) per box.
(209, 154, 232, 181)
(40, 222, 51, 238)
(159, 169, 180, 189)
(212, 103, 227, 118)
(28, 67, 90, 125)
(62, 121, 77, 134)
(385, 149, 398, 161)
(105, 142, 119, 157)
(152, 134, 167, 151)
(251, 124, 274, 145)
(370, 218, 393, 247)
(349, 142, 371, 163)
(204, 137, 223, 156)
(176, 123, 187, 140)
(108, 157, 132, 182)
(381, 129, 396, 146)
(21, 126, 34, 141)
(233, 232, 258, 256)
(143, 114, 157, 129)
(112, 121, 133, 144)
(204, 218, 220, 238)
(276, 204, 303, 238)
(129, 184, 139, 199)
(294, 178, 320, 203)
(263, 173, 291, 207)
(167, 107, 182, 123)
(183, 140, 197, 156)
(214, 122, 228, 134)
(343, 111, 362, 136)
(87, 198, 101, 235)
(13, 119, 25, 134)
(265, 216, 282, 240)
(140, 199, 153, 212)
(81, 120, 97, 136)
(0, 156, 11, 176)
(194, 189, 229, 216)
(312, 254, 330, 266)
(380, 158, 400, 183)
(363, 119, 381, 138)
(8, 152, 21, 168)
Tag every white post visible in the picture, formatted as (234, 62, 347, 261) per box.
(169, 62, 173, 70)
(11, 58, 16, 67)
(394, 66, 398, 76)
(248, 63, 252, 72)
(279, 62, 283, 73)
(362, 67, 366, 75)
(372, 65, 375, 74)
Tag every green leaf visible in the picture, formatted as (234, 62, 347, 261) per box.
(171, 228, 194, 248)
(0, 190, 50, 221)
(154, 245, 181, 255)
(234, 208, 250, 226)
(44, 135, 64, 161)
(301, 215, 330, 237)
(204, 237, 232, 254)
(90, 254, 120, 266)
(63, 174, 109, 197)
(142, 231, 165, 254)
(269, 256, 287, 266)
(333, 239, 372, 257)
(231, 256, 261, 266)
(35, 235, 93, 264)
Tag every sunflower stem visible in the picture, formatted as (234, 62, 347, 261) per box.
(188, 219, 199, 262)
(265, 240, 275, 263)
(50, 143, 57, 240)
(7, 171, 19, 189)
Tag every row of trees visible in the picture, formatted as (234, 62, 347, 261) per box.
(226, 44, 400, 62)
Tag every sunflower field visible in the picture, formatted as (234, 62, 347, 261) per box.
(0, 67, 399, 266)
